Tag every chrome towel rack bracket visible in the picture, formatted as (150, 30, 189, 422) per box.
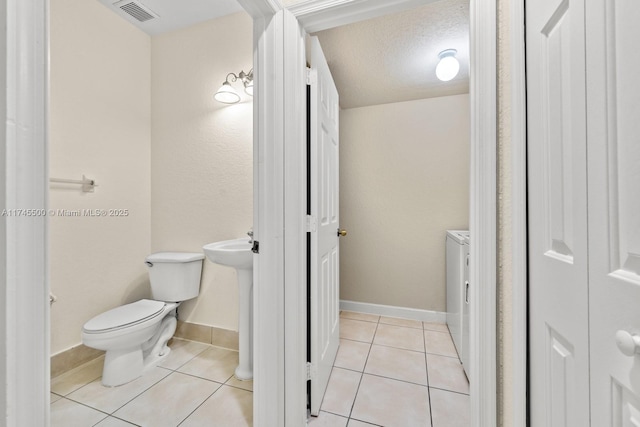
(49, 174, 97, 193)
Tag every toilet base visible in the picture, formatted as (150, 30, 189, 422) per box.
(100, 315, 177, 387)
(102, 348, 144, 387)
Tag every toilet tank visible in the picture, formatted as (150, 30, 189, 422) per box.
(145, 252, 205, 302)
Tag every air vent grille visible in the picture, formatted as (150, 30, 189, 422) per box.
(116, 1, 157, 22)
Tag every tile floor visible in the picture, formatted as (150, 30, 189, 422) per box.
(50, 311, 468, 427)
(308, 311, 469, 427)
(50, 339, 252, 426)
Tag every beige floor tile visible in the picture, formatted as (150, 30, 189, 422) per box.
(426, 354, 469, 395)
(380, 316, 423, 329)
(177, 346, 238, 383)
(364, 345, 427, 385)
(430, 388, 470, 427)
(373, 324, 425, 352)
(50, 393, 62, 404)
(423, 322, 449, 333)
(307, 411, 349, 426)
(180, 385, 252, 427)
(226, 375, 254, 391)
(94, 416, 139, 426)
(113, 372, 220, 426)
(50, 356, 104, 396)
(424, 330, 458, 358)
(157, 338, 209, 371)
(340, 319, 377, 343)
(320, 367, 362, 417)
(334, 339, 371, 372)
(66, 366, 171, 414)
(51, 398, 108, 427)
(347, 420, 380, 427)
(340, 311, 380, 323)
(351, 374, 431, 427)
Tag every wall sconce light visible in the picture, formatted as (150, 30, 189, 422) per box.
(214, 69, 253, 104)
(435, 49, 460, 82)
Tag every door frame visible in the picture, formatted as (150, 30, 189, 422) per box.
(510, 0, 528, 425)
(2, 0, 528, 426)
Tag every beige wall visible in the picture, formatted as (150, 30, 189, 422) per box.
(150, 12, 253, 331)
(50, 4, 253, 354)
(49, 0, 151, 354)
(339, 94, 469, 312)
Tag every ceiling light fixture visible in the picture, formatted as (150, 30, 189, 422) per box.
(214, 69, 253, 104)
(435, 49, 460, 82)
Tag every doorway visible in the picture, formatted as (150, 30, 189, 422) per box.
(1, 0, 503, 425)
(305, 3, 472, 423)
(280, 0, 501, 424)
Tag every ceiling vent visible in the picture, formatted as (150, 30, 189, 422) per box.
(113, 0, 158, 22)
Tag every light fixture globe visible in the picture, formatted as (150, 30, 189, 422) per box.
(214, 82, 241, 104)
(436, 49, 460, 82)
(244, 81, 253, 96)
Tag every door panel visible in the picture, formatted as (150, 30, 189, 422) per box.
(526, 0, 590, 424)
(586, 0, 640, 424)
(309, 35, 340, 416)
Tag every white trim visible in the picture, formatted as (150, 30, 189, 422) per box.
(238, 0, 286, 424)
(287, 0, 440, 33)
(288, 2, 498, 426)
(1, 0, 50, 425)
(340, 300, 446, 323)
(469, 0, 497, 426)
(282, 9, 308, 427)
(510, 0, 528, 425)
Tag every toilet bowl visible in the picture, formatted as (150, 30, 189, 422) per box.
(82, 252, 204, 387)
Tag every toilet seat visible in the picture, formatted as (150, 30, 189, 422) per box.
(83, 299, 166, 334)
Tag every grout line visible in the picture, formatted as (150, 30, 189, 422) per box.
(359, 372, 428, 388)
(94, 414, 142, 427)
(347, 416, 384, 426)
(428, 385, 470, 396)
(103, 369, 171, 415)
(171, 369, 229, 386)
(55, 396, 111, 419)
(425, 351, 461, 359)
(176, 385, 223, 426)
(346, 319, 378, 420)
(424, 334, 433, 427)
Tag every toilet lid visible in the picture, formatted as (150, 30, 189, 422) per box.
(83, 299, 166, 333)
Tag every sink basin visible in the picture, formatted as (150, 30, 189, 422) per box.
(203, 237, 254, 380)
(203, 238, 252, 270)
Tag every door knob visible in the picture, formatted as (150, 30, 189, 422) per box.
(337, 229, 347, 237)
(616, 330, 640, 357)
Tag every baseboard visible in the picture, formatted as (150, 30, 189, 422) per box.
(51, 344, 104, 379)
(175, 321, 239, 351)
(51, 322, 239, 378)
(340, 300, 447, 323)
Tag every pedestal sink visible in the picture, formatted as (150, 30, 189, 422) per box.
(203, 238, 253, 380)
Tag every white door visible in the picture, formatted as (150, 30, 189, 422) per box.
(586, 0, 640, 424)
(526, 0, 591, 424)
(308, 35, 340, 416)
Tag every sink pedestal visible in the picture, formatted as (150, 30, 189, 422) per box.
(202, 238, 254, 381)
(235, 268, 253, 380)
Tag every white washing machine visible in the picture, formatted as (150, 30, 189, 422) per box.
(446, 230, 469, 365)
(461, 234, 470, 379)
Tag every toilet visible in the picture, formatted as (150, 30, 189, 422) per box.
(82, 252, 205, 387)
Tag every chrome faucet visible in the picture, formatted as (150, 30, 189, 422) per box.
(247, 229, 254, 243)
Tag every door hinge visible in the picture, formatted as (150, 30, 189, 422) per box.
(252, 240, 259, 254)
(305, 215, 317, 233)
(306, 362, 316, 381)
(306, 68, 316, 85)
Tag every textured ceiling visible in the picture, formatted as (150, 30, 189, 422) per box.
(313, 0, 469, 109)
